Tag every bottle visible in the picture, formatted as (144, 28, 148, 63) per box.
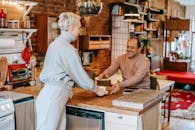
(23, 16, 30, 29)
(0, 9, 6, 28)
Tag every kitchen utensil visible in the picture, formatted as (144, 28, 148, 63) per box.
(0, 57, 8, 86)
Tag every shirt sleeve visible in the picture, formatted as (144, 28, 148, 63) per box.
(120, 58, 150, 87)
(60, 50, 97, 92)
(101, 56, 121, 77)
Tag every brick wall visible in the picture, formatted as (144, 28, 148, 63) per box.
(167, 0, 185, 18)
(0, 0, 185, 47)
(0, 0, 186, 73)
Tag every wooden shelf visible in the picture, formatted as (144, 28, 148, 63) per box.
(79, 35, 111, 50)
(139, 12, 147, 15)
(124, 2, 138, 7)
(124, 13, 140, 17)
(134, 31, 147, 35)
(145, 28, 157, 31)
(149, 8, 161, 13)
(0, 28, 37, 39)
(148, 18, 160, 22)
(123, 19, 145, 23)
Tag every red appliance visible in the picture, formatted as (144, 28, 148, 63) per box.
(7, 64, 30, 84)
(0, 9, 6, 28)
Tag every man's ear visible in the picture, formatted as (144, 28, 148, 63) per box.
(137, 44, 144, 53)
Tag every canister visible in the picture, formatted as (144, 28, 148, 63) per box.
(8, 20, 20, 29)
(0, 9, 6, 28)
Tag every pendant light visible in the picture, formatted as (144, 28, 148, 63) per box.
(77, 0, 103, 15)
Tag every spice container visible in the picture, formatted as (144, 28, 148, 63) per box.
(0, 9, 7, 28)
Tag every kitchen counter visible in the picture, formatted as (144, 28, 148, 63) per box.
(13, 86, 162, 130)
(13, 86, 163, 116)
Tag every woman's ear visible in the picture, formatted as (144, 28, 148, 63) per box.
(68, 25, 74, 33)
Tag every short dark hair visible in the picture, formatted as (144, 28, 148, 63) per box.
(137, 39, 142, 48)
(128, 38, 142, 48)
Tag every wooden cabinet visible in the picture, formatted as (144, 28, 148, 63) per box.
(37, 14, 48, 53)
(15, 99, 34, 130)
(79, 35, 111, 50)
(37, 14, 62, 53)
(166, 18, 190, 31)
(105, 103, 161, 130)
(163, 58, 190, 72)
(148, 55, 161, 71)
(105, 112, 137, 130)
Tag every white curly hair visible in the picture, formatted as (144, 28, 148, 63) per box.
(58, 12, 81, 31)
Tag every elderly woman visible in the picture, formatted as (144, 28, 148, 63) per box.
(36, 12, 107, 130)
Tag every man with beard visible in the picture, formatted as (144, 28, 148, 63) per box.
(99, 38, 150, 94)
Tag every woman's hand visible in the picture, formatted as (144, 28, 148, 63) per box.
(110, 82, 121, 94)
(96, 86, 108, 96)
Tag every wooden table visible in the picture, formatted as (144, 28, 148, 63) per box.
(157, 79, 175, 123)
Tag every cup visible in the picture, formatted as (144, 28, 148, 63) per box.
(98, 86, 106, 91)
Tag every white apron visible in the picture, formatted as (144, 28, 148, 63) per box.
(35, 83, 71, 130)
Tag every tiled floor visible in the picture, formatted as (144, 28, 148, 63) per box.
(161, 117, 195, 130)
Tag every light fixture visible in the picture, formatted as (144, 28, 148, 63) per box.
(77, 0, 103, 15)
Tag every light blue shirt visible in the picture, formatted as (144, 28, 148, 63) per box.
(40, 31, 97, 92)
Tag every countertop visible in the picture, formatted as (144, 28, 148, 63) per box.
(12, 86, 163, 116)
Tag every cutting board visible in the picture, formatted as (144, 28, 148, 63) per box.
(0, 57, 12, 90)
(112, 89, 164, 110)
(0, 56, 8, 86)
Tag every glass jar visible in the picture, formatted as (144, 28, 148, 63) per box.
(23, 16, 30, 29)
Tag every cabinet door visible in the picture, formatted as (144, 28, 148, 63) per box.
(15, 100, 35, 130)
(105, 112, 137, 130)
(105, 123, 137, 130)
(37, 14, 48, 53)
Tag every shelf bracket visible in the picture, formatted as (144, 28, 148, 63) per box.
(25, 29, 37, 39)
(18, 1, 38, 16)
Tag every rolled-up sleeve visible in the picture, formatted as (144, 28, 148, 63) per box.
(60, 50, 97, 92)
(102, 56, 121, 77)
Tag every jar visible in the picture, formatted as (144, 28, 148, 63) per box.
(23, 16, 30, 29)
(0, 9, 7, 28)
(7, 20, 20, 29)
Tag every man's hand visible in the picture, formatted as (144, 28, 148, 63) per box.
(96, 86, 108, 96)
(98, 73, 109, 80)
(110, 83, 121, 94)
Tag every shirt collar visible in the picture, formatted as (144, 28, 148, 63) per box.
(58, 30, 75, 43)
(127, 52, 140, 59)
